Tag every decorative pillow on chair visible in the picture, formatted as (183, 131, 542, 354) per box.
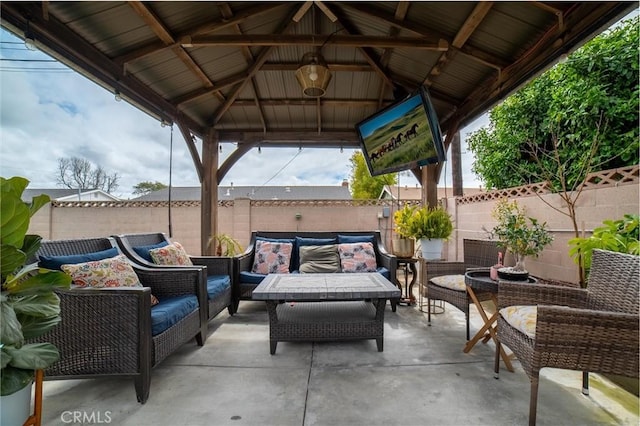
(252, 240, 293, 274)
(61, 254, 141, 288)
(338, 242, 377, 273)
(149, 242, 193, 266)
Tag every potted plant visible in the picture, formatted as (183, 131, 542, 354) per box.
(491, 199, 553, 280)
(1, 177, 71, 425)
(407, 205, 453, 260)
(392, 204, 416, 258)
(568, 214, 639, 277)
(208, 233, 243, 256)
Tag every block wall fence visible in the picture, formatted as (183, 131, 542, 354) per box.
(28, 166, 639, 285)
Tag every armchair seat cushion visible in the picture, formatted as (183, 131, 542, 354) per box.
(151, 294, 199, 336)
(207, 275, 231, 299)
(430, 274, 466, 291)
(499, 305, 537, 339)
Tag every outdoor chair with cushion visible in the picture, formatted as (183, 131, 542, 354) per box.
(114, 232, 233, 320)
(495, 249, 639, 426)
(34, 237, 207, 403)
(422, 239, 500, 340)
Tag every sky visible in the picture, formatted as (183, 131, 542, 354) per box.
(0, 27, 488, 199)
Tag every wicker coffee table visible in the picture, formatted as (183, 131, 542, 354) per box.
(252, 273, 400, 354)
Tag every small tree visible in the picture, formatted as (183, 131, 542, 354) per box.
(133, 181, 167, 196)
(56, 157, 119, 193)
(349, 151, 396, 199)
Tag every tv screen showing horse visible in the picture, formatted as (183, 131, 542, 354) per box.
(356, 88, 445, 177)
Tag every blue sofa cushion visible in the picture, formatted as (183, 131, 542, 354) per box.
(377, 267, 390, 280)
(151, 294, 199, 336)
(295, 236, 337, 247)
(39, 247, 119, 271)
(240, 271, 267, 285)
(338, 234, 375, 245)
(207, 275, 231, 299)
(133, 241, 169, 263)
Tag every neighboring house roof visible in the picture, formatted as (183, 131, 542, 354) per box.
(133, 185, 353, 201)
(380, 185, 484, 201)
(22, 188, 120, 202)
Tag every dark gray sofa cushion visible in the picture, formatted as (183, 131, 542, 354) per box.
(299, 244, 341, 273)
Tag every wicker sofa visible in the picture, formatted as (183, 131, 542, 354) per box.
(114, 232, 234, 321)
(234, 231, 398, 311)
(34, 237, 207, 404)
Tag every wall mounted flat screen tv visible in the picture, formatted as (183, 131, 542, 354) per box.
(356, 87, 446, 177)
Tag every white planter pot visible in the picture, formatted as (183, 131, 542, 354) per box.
(419, 238, 443, 260)
(0, 382, 32, 426)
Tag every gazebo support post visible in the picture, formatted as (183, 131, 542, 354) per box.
(201, 129, 219, 255)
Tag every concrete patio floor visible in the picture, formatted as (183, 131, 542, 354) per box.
(37, 299, 638, 426)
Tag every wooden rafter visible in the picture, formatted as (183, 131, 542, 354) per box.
(181, 34, 448, 50)
(211, 5, 300, 126)
(442, 2, 619, 132)
(115, 2, 288, 66)
(324, 3, 396, 89)
(377, 1, 409, 108)
(127, 2, 225, 103)
(231, 99, 391, 107)
(219, 3, 267, 133)
(261, 62, 372, 72)
(422, 2, 493, 86)
(339, 2, 506, 70)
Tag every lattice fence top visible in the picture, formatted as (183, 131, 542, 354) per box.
(49, 165, 638, 209)
(250, 199, 395, 207)
(50, 199, 395, 208)
(581, 165, 639, 188)
(52, 200, 205, 208)
(456, 182, 551, 205)
(456, 165, 639, 205)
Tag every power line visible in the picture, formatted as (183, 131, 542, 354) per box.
(0, 67, 72, 72)
(257, 149, 304, 189)
(0, 58, 59, 62)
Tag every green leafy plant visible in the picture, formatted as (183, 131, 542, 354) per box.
(491, 199, 553, 272)
(407, 205, 453, 240)
(208, 234, 243, 256)
(393, 204, 417, 238)
(568, 214, 640, 271)
(1, 176, 71, 396)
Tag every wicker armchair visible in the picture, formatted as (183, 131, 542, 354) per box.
(35, 237, 207, 404)
(495, 249, 639, 426)
(422, 239, 500, 340)
(114, 232, 233, 320)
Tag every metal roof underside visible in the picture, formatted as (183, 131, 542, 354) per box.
(1, 1, 635, 181)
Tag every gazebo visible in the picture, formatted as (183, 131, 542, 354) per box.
(1, 1, 634, 253)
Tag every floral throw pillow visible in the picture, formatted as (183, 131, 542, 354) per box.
(61, 254, 142, 288)
(252, 241, 293, 274)
(149, 242, 193, 266)
(338, 242, 377, 273)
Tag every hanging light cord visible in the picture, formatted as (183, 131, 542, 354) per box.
(168, 123, 174, 238)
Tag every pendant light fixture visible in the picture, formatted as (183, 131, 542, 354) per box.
(295, 52, 331, 97)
